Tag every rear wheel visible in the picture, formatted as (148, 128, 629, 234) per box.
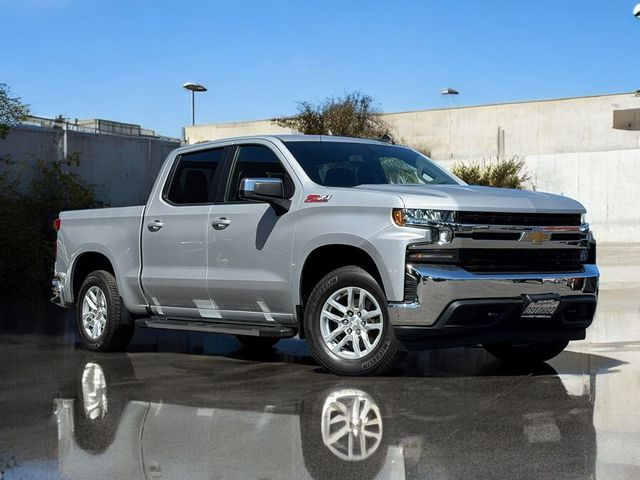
(235, 335, 279, 350)
(76, 270, 134, 352)
(304, 266, 405, 376)
(483, 340, 569, 364)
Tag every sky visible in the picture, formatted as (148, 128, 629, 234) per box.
(1, 0, 639, 138)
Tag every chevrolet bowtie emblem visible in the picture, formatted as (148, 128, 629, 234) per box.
(522, 230, 551, 245)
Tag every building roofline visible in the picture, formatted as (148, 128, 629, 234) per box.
(383, 91, 637, 116)
(185, 91, 639, 129)
(188, 118, 285, 128)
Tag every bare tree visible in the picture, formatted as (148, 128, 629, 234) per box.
(275, 91, 390, 139)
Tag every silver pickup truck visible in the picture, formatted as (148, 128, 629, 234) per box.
(51, 135, 599, 375)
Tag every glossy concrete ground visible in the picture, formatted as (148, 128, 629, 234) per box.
(1, 244, 639, 480)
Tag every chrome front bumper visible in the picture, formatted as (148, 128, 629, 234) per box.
(388, 264, 599, 326)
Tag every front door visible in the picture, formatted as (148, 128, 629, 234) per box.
(206, 143, 298, 325)
(141, 147, 226, 317)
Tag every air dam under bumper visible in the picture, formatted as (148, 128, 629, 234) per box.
(388, 264, 599, 347)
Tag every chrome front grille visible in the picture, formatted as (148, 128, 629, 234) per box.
(404, 210, 593, 275)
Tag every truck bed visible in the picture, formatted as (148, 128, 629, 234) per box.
(56, 206, 147, 313)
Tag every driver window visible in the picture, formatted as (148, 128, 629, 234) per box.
(227, 145, 294, 201)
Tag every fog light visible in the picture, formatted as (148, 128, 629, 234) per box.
(438, 228, 453, 244)
(407, 249, 459, 263)
(421, 227, 453, 244)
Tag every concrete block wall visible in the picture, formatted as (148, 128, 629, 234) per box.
(65, 130, 178, 206)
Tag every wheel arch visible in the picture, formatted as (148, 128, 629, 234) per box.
(298, 244, 387, 310)
(71, 251, 116, 303)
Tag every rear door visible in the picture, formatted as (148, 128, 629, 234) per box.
(141, 146, 227, 317)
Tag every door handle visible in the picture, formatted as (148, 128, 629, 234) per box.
(147, 220, 164, 232)
(211, 217, 231, 230)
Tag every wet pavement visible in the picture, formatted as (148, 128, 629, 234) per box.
(1, 244, 639, 479)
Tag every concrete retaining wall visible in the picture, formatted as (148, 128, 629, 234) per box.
(185, 120, 293, 145)
(385, 93, 640, 161)
(184, 93, 640, 161)
(0, 125, 180, 207)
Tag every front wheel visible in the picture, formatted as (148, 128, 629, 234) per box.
(304, 266, 405, 376)
(483, 340, 569, 364)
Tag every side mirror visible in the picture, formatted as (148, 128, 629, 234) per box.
(240, 178, 284, 200)
(239, 178, 290, 214)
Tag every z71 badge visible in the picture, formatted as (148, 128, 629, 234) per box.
(304, 194, 333, 203)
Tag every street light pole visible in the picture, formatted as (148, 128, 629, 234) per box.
(191, 89, 195, 126)
(440, 88, 460, 158)
(182, 82, 208, 126)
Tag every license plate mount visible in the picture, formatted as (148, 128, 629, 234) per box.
(522, 294, 561, 319)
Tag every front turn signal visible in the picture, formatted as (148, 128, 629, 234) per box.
(392, 209, 404, 226)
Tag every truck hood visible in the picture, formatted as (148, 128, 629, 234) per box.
(354, 184, 585, 213)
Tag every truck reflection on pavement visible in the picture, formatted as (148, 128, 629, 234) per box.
(55, 353, 598, 480)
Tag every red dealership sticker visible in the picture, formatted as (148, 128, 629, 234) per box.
(304, 194, 333, 203)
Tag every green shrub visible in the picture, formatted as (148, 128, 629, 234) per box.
(0, 157, 102, 301)
(451, 156, 530, 189)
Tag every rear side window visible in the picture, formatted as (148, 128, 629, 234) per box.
(227, 145, 294, 201)
(166, 148, 225, 204)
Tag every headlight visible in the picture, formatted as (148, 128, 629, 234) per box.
(392, 209, 456, 244)
(392, 209, 457, 227)
(581, 213, 587, 224)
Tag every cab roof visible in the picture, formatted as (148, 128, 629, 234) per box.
(177, 134, 392, 154)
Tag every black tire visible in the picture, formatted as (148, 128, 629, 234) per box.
(76, 270, 134, 352)
(72, 355, 136, 455)
(304, 266, 405, 376)
(235, 335, 279, 349)
(483, 340, 569, 364)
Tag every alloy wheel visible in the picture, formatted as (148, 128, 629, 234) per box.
(81, 286, 108, 340)
(319, 286, 384, 360)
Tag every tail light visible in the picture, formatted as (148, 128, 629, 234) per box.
(53, 218, 61, 231)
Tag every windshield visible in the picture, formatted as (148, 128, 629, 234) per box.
(283, 140, 461, 187)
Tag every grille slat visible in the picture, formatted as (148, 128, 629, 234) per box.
(457, 212, 581, 226)
(459, 249, 585, 273)
(455, 232, 522, 241)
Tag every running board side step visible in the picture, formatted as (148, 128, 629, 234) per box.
(145, 318, 297, 338)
